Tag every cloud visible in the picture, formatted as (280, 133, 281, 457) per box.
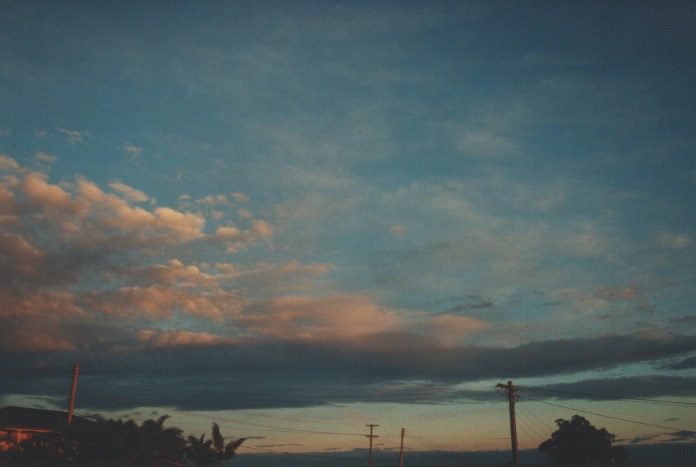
(215, 224, 254, 253)
(0, 0, 694, 435)
(0, 163, 183, 305)
(665, 430, 696, 442)
(1, 148, 694, 384)
(57, 128, 84, 144)
(656, 232, 691, 249)
(215, 224, 244, 241)
(84, 284, 240, 321)
(439, 295, 494, 313)
(241, 293, 489, 345)
(527, 375, 696, 401)
(136, 329, 238, 347)
(109, 181, 150, 203)
(0, 310, 84, 353)
(0, 323, 78, 352)
(594, 285, 638, 301)
(6, 331, 696, 412)
(242, 294, 405, 342)
(236, 207, 252, 219)
(75, 259, 249, 322)
(660, 355, 696, 370)
(252, 219, 274, 238)
(196, 194, 229, 206)
(72, 177, 205, 241)
(22, 172, 74, 210)
(390, 225, 405, 236)
(0, 233, 46, 282)
(152, 206, 204, 240)
(33, 151, 56, 164)
(215, 219, 274, 252)
(0, 289, 115, 353)
(423, 314, 490, 341)
(457, 130, 518, 158)
(267, 259, 333, 277)
(232, 192, 249, 203)
(0, 155, 23, 172)
(0, 157, 341, 359)
(123, 142, 144, 160)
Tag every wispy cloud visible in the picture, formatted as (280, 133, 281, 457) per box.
(57, 128, 85, 144)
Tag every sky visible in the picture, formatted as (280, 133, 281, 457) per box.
(1, 0, 696, 462)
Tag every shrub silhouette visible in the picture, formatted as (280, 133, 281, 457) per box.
(539, 415, 629, 467)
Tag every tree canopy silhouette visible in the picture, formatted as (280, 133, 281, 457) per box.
(0, 411, 249, 467)
(0, 414, 186, 466)
(183, 423, 245, 467)
(538, 415, 629, 467)
(72, 415, 186, 466)
(211, 423, 245, 467)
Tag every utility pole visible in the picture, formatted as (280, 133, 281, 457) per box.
(398, 428, 406, 467)
(67, 364, 79, 424)
(366, 423, 379, 467)
(496, 380, 519, 467)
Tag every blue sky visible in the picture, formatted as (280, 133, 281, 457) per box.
(2, 0, 696, 459)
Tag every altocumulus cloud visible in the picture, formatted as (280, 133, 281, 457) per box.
(3, 155, 696, 412)
(0, 156, 323, 352)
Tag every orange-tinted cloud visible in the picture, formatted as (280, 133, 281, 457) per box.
(242, 293, 488, 345)
(594, 285, 638, 301)
(242, 294, 403, 341)
(136, 329, 238, 347)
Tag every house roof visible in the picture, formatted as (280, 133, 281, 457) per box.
(0, 406, 94, 432)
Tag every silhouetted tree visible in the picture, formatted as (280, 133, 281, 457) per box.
(0, 415, 186, 467)
(0, 431, 78, 466)
(539, 415, 629, 467)
(183, 423, 245, 467)
(133, 415, 186, 466)
(211, 423, 245, 467)
(73, 415, 186, 466)
(183, 433, 215, 467)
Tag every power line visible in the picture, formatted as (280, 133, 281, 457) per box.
(73, 376, 366, 437)
(131, 404, 366, 438)
(516, 402, 555, 437)
(75, 377, 502, 444)
(403, 434, 508, 440)
(521, 386, 696, 408)
(525, 396, 696, 434)
(515, 405, 548, 447)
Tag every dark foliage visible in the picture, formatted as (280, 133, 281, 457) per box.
(0, 415, 186, 467)
(538, 415, 629, 467)
(183, 423, 245, 467)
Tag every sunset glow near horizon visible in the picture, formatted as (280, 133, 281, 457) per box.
(1, 0, 696, 459)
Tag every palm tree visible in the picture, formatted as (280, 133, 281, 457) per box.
(183, 433, 215, 467)
(183, 423, 244, 467)
(211, 423, 245, 467)
(73, 415, 186, 466)
(132, 415, 186, 466)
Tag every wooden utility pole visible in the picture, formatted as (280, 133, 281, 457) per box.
(398, 428, 406, 467)
(67, 364, 79, 424)
(496, 380, 519, 467)
(366, 423, 379, 467)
